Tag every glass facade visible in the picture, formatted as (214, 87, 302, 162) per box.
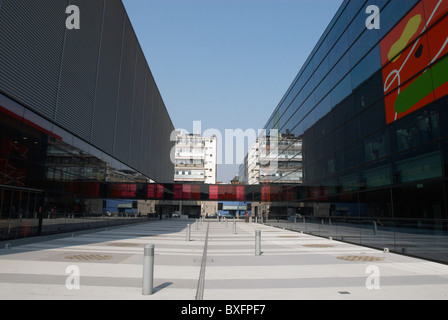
(261, 0, 448, 264)
(0, 99, 151, 240)
(0, 1, 175, 240)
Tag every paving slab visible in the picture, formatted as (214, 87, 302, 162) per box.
(0, 219, 447, 301)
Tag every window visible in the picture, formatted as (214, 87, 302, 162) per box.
(363, 165, 391, 188)
(349, 28, 379, 69)
(328, 29, 349, 69)
(396, 151, 442, 183)
(351, 45, 381, 90)
(330, 51, 351, 89)
(364, 130, 389, 162)
(330, 73, 352, 107)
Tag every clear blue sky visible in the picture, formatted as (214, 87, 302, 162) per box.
(122, 0, 343, 182)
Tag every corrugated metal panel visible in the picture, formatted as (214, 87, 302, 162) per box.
(161, 108, 170, 182)
(154, 92, 164, 179)
(113, 15, 136, 164)
(149, 89, 161, 179)
(0, 0, 175, 183)
(0, 0, 68, 119)
(91, 0, 125, 155)
(56, 0, 104, 141)
(142, 68, 155, 179)
(128, 47, 146, 170)
(163, 107, 175, 182)
(141, 67, 154, 177)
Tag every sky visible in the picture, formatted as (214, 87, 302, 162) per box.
(122, 0, 344, 183)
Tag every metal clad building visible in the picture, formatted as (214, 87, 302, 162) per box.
(0, 0, 174, 183)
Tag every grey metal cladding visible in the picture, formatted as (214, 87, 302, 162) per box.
(92, 0, 125, 155)
(56, 0, 104, 141)
(149, 89, 161, 178)
(163, 107, 175, 182)
(113, 15, 137, 164)
(161, 109, 170, 181)
(0, 0, 174, 183)
(154, 93, 164, 179)
(141, 68, 154, 178)
(128, 47, 146, 171)
(0, 0, 68, 119)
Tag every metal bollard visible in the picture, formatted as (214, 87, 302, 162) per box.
(186, 224, 191, 241)
(142, 244, 155, 295)
(233, 221, 237, 234)
(255, 230, 261, 256)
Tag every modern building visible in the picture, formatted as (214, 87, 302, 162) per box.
(247, 140, 260, 185)
(254, 0, 448, 263)
(258, 133, 303, 184)
(174, 132, 217, 184)
(238, 156, 248, 185)
(238, 134, 303, 218)
(239, 135, 303, 186)
(0, 0, 175, 239)
(151, 131, 218, 218)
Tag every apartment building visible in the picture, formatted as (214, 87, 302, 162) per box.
(174, 132, 217, 184)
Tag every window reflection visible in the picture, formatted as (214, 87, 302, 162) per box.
(396, 110, 440, 151)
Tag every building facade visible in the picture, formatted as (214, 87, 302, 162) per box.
(173, 132, 217, 185)
(257, 0, 448, 263)
(0, 0, 174, 239)
(154, 131, 218, 218)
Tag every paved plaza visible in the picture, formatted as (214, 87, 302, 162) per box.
(0, 219, 448, 300)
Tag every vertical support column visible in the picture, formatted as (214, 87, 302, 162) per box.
(142, 244, 155, 295)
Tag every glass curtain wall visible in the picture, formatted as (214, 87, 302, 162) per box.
(260, 0, 448, 264)
(0, 99, 150, 241)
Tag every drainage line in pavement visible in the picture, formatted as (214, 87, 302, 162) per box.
(195, 222, 210, 300)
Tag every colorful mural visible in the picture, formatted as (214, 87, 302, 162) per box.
(381, 0, 448, 124)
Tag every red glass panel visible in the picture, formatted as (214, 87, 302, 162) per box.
(156, 184, 164, 199)
(209, 185, 218, 200)
(174, 184, 182, 200)
(182, 184, 191, 200)
(236, 186, 245, 201)
(262, 185, 270, 202)
(191, 185, 200, 200)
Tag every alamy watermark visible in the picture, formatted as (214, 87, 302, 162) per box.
(171, 121, 279, 171)
(64, 5, 379, 31)
(66, 5, 80, 30)
(65, 265, 81, 290)
(366, 5, 381, 30)
(365, 265, 381, 290)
